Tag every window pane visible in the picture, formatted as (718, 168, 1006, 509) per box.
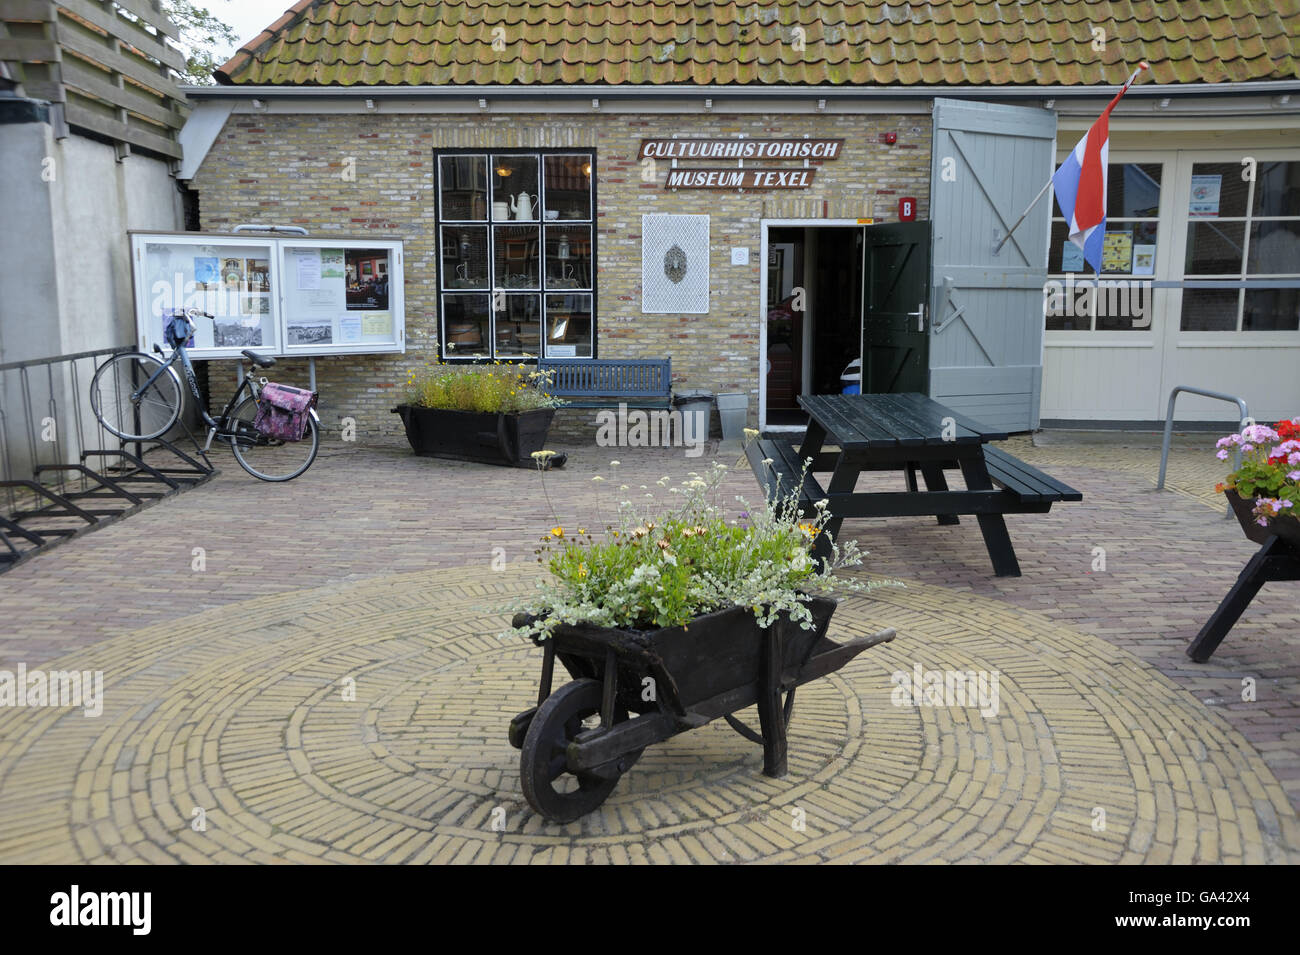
(546, 294, 593, 358)
(442, 293, 490, 357)
(1109, 163, 1161, 218)
(1101, 223, 1159, 275)
(1243, 289, 1300, 331)
(439, 155, 487, 221)
(1252, 161, 1300, 217)
(1247, 220, 1300, 274)
(494, 294, 541, 358)
(1049, 221, 1088, 274)
(494, 225, 540, 289)
(441, 226, 488, 288)
(1184, 221, 1245, 274)
(1189, 162, 1248, 218)
(491, 155, 539, 222)
(545, 225, 592, 288)
(1180, 288, 1239, 331)
(543, 154, 592, 221)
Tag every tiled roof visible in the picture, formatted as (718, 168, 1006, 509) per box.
(215, 0, 1300, 87)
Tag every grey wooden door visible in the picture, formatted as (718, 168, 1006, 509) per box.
(860, 222, 931, 394)
(928, 98, 1057, 432)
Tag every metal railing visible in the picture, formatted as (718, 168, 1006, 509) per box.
(0, 345, 213, 570)
(1156, 385, 1250, 518)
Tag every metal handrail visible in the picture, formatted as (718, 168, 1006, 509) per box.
(232, 224, 310, 235)
(1156, 386, 1250, 518)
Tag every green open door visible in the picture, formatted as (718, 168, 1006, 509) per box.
(860, 221, 932, 394)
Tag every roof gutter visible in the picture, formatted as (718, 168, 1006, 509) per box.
(185, 80, 1300, 101)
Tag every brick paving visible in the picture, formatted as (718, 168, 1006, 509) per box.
(0, 430, 1296, 863)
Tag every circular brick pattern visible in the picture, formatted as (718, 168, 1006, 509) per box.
(0, 566, 1295, 864)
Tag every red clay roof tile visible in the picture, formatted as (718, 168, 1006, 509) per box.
(214, 0, 1300, 87)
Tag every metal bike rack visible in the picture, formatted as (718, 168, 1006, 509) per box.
(0, 346, 215, 573)
(1156, 385, 1249, 517)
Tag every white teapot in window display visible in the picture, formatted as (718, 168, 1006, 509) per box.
(509, 192, 536, 220)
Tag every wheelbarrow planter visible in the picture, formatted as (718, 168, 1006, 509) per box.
(509, 597, 896, 823)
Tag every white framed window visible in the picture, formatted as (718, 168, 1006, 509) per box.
(1046, 160, 1165, 332)
(1179, 158, 1300, 333)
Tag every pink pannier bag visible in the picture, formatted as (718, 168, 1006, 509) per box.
(253, 383, 317, 442)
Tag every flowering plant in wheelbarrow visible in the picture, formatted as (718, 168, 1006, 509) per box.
(505, 453, 896, 823)
(1214, 418, 1300, 545)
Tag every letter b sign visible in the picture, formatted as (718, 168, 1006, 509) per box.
(898, 197, 917, 222)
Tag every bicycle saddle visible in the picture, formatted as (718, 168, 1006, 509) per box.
(242, 349, 276, 368)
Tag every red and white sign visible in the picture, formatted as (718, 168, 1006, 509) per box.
(898, 197, 917, 221)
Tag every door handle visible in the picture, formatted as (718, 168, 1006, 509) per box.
(908, 303, 926, 332)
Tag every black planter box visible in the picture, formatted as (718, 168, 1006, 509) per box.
(391, 404, 555, 467)
(1226, 489, 1300, 547)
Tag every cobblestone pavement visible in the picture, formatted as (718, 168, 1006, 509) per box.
(0, 431, 1296, 863)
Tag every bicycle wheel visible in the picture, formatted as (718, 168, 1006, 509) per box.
(90, 352, 183, 441)
(229, 395, 319, 482)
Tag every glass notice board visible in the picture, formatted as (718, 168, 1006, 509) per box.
(129, 233, 404, 359)
(280, 241, 402, 352)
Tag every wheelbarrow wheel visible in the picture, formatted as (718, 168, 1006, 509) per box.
(521, 678, 638, 823)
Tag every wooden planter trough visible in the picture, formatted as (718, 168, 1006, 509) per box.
(1187, 490, 1300, 662)
(391, 405, 557, 468)
(509, 597, 895, 822)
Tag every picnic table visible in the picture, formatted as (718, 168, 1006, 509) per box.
(746, 393, 1081, 577)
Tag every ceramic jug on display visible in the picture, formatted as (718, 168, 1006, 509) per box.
(510, 192, 535, 220)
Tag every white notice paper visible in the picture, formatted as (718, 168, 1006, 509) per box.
(1189, 175, 1222, 217)
(340, 315, 362, 343)
(295, 251, 322, 290)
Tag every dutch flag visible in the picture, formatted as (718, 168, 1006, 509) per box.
(1052, 63, 1149, 274)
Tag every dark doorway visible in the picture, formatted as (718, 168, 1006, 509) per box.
(764, 225, 868, 428)
(809, 227, 863, 396)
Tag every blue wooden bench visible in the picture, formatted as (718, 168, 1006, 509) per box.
(538, 358, 672, 409)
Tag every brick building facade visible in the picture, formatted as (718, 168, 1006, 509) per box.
(189, 108, 931, 439)
(167, 1, 1300, 433)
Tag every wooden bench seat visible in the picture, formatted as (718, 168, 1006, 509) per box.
(745, 439, 826, 514)
(539, 358, 672, 409)
(981, 446, 1083, 504)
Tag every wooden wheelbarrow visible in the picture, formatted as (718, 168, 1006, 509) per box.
(509, 597, 895, 822)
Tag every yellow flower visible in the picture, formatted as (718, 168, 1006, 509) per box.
(798, 522, 820, 539)
(550, 526, 564, 537)
(577, 562, 588, 578)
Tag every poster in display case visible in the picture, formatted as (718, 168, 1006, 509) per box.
(129, 233, 405, 359)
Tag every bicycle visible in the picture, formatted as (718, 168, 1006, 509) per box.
(90, 307, 320, 482)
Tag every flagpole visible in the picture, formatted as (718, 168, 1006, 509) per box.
(992, 62, 1149, 256)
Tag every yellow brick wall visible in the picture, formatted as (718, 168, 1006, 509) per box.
(191, 110, 932, 439)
